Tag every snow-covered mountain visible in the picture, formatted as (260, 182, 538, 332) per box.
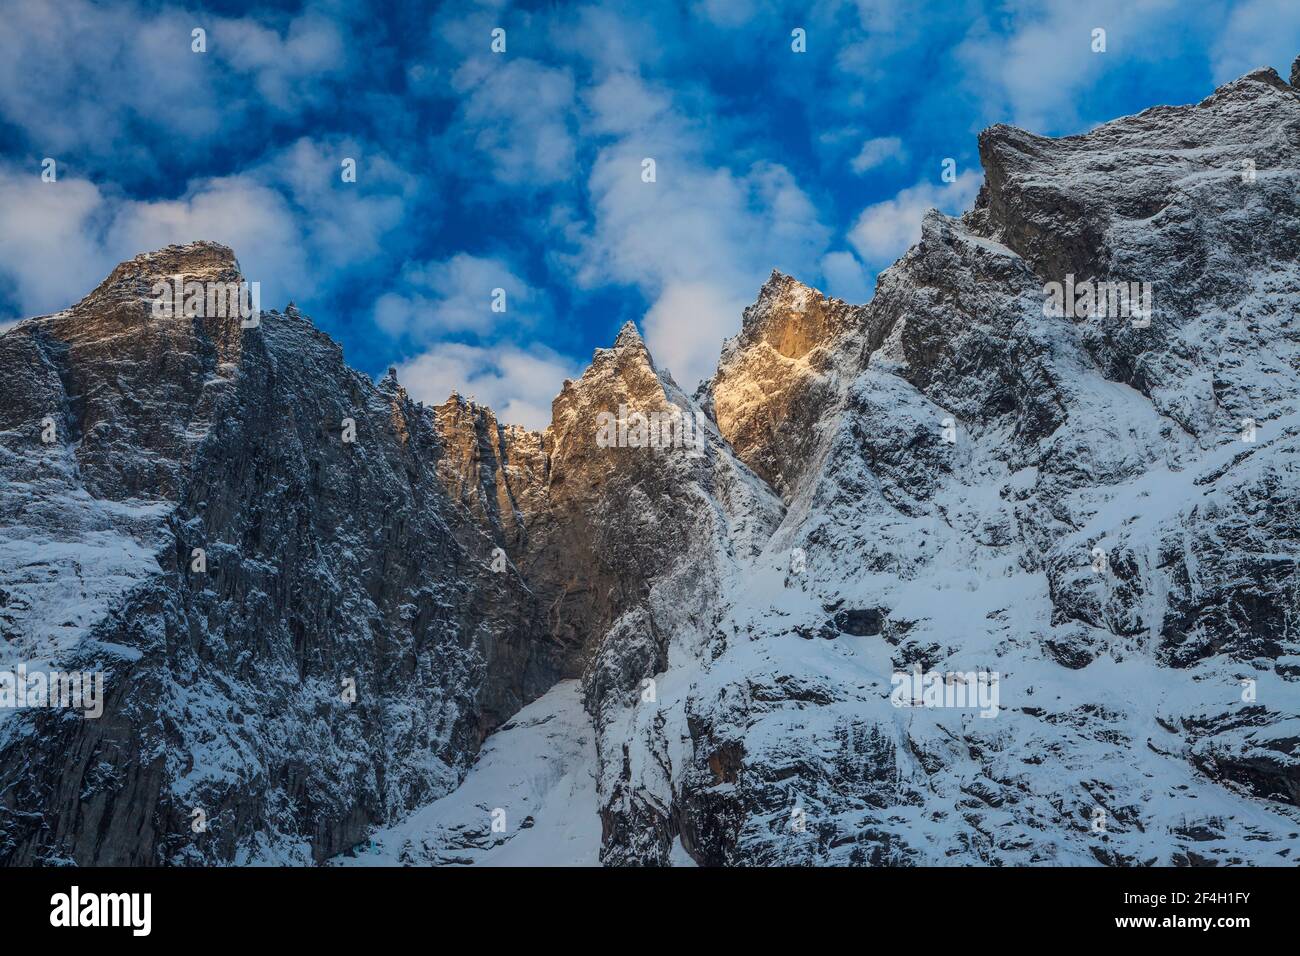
(2, 60, 1298, 867)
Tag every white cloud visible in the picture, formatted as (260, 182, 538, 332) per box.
(577, 144, 830, 385)
(448, 58, 577, 187)
(373, 255, 542, 343)
(954, 0, 1185, 132)
(642, 281, 748, 391)
(216, 13, 347, 111)
(566, 74, 833, 388)
(851, 136, 906, 173)
(395, 342, 582, 430)
(832, 0, 929, 86)
(0, 0, 350, 166)
(0, 137, 416, 321)
(691, 0, 774, 29)
(106, 176, 312, 300)
(0, 0, 216, 161)
(546, 6, 667, 75)
(583, 71, 674, 136)
(373, 251, 562, 430)
(0, 170, 116, 319)
(261, 137, 415, 266)
(819, 250, 872, 302)
(1210, 0, 1300, 83)
(0, 168, 310, 319)
(848, 169, 982, 266)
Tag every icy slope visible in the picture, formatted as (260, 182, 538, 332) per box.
(620, 62, 1300, 865)
(2, 59, 1298, 868)
(333, 681, 599, 867)
(330, 60, 1300, 866)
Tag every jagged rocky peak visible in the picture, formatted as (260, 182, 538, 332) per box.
(612, 319, 647, 350)
(547, 319, 684, 467)
(588, 318, 676, 399)
(433, 391, 543, 469)
(959, 59, 1300, 443)
(702, 272, 867, 497)
(971, 63, 1300, 285)
(435, 389, 499, 429)
(96, 239, 240, 287)
(77, 241, 249, 332)
(734, 270, 858, 360)
(0, 240, 253, 501)
(0, 241, 568, 864)
(595, 57, 1300, 867)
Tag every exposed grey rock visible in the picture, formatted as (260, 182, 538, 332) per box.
(655, 59, 1300, 866)
(3, 58, 1300, 868)
(0, 244, 557, 863)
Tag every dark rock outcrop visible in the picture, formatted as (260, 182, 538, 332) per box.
(3, 58, 1300, 868)
(0, 244, 557, 863)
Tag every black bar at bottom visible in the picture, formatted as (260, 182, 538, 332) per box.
(0, 864, 1285, 941)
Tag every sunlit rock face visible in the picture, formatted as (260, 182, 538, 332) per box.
(2, 61, 1299, 867)
(702, 271, 870, 500)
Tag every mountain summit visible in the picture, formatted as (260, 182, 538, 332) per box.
(1, 60, 1298, 866)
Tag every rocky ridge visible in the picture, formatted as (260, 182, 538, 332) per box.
(2, 59, 1300, 866)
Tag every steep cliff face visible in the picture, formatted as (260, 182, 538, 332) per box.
(3, 61, 1300, 868)
(0, 244, 557, 864)
(415, 324, 784, 865)
(701, 272, 870, 500)
(655, 62, 1300, 865)
(431, 393, 537, 553)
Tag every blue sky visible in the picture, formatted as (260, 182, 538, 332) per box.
(1, 0, 1297, 427)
